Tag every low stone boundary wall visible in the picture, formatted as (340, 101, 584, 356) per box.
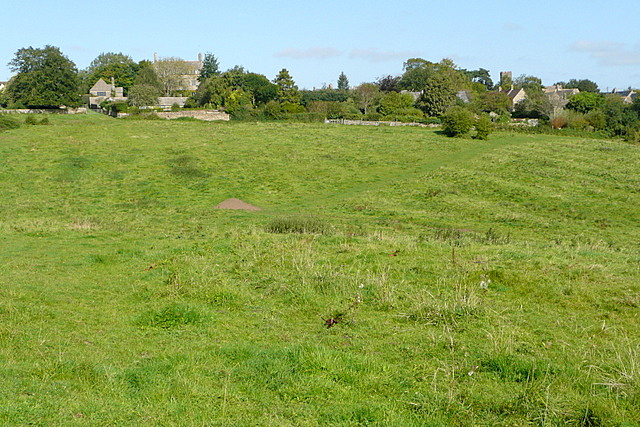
(156, 110, 230, 121)
(0, 108, 87, 114)
(325, 119, 438, 128)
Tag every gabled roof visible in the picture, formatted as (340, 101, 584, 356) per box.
(501, 88, 526, 101)
(90, 78, 113, 92)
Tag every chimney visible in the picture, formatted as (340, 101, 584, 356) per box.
(154, 52, 158, 63)
(198, 52, 203, 62)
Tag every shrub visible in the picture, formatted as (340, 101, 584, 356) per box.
(474, 114, 493, 140)
(24, 115, 38, 125)
(0, 114, 21, 131)
(551, 115, 568, 129)
(441, 106, 474, 137)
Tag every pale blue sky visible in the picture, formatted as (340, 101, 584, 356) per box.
(2, 0, 639, 91)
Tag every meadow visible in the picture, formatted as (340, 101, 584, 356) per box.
(0, 113, 638, 426)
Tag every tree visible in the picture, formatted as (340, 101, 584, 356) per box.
(565, 92, 604, 114)
(556, 79, 599, 93)
(416, 77, 457, 116)
(462, 68, 493, 90)
(378, 91, 415, 116)
(85, 52, 138, 95)
(154, 57, 191, 96)
(474, 114, 494, 140)
(127, 85, 160, 107)
(337, 72, 349, 90)
(376, 75, 401, 93)
(199, 53, 220, 82)
(474, 91, 512, 114)
(133, 60, 163, 91)
(6, 45, 80, 108)
(273, 69, 301, 104)
(353, 83, 380, 115)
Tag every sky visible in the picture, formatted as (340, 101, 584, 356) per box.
(2, 0, 640, 92)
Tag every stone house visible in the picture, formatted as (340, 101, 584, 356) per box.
(545, 85, 580, 115)
(607, 89, 637, 104)
(89, 78, 126, 108)
(497, 86, 527, 111)
(153, 53, 203, 94)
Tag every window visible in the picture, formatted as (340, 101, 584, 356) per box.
(97, 91, 107, 96)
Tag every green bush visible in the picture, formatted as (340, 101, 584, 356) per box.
(474, 114, 493, 140)
(24, 115, 38, 125)
(441, 106, 474, 137)
(0, 114, 21, 131)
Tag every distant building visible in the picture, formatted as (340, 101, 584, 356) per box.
(88, 78, 126, 109)
(153, 53, 203, 94)
(606, 89, 637, 104)
(498, 86, 527, 110)
(545, 85, 580, 115)
(0, 81, 7, 91)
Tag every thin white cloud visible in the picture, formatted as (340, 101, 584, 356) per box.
(275, 47, 342, 60)
(349, 48, 420, 63)
(571, 40, 640, 66)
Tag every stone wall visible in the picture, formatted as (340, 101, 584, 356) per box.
(325, 119, 437, 128)
(0, 108, 87, 114)
(156, 110, 230, 121)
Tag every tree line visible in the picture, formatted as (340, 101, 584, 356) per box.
(1, 45, 640, 140)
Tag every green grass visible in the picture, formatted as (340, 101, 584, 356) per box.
(0, 113, 639, 425)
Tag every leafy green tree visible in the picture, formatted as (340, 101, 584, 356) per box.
(274, 69, 301, 104)
(378, 91, 415, 116)
(441, 106, 474, 137)
(134, 60, 162, 91)
(85, 52, 138, 95)
(199, 53, 220, 82)
(239, 73, 278, 105)
(462, 68, 493, 90)
(565, 92, 604, 114)
(474, 114, 493, 140)
(6, 45, 80, 108)
(376, 75, 401, 93)
(514, 75, 543, 92)
(127, 84, 160, 107)
(353, 83, 380, 115)
(301, 89, 349, 105)
(474, 91, 512, 114)
(556, 79, 599, 93)
(337, 72, 349, 90)
(512, 75, 552, 119)
(399, 58, 468, 116)
(601, 95, 639, 136)
(416, 77, 457, 116)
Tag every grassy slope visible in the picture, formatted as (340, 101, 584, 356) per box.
(0, 114, 638, 426)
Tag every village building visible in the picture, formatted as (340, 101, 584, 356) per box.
(153, 53, 203, 94)
(606, 89, 637, 104)
(545, 85, 580, 115)
(88, 77, 126, 109)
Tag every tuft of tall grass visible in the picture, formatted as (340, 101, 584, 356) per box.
(265, 216, 330, 234)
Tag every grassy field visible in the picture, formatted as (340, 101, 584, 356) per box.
(0, 113, 639, 426)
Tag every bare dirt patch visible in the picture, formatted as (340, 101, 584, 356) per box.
(214, 198, 261, 211)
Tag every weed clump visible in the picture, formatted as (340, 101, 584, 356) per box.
(0, 114, 20, 131)
(266, 216, 330, 235)
(135, 303, 204, 329)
